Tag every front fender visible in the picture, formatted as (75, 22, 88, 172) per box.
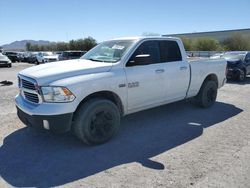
(49, 70, 128, 114)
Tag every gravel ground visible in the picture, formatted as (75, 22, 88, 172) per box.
(0, 63, 250, 188)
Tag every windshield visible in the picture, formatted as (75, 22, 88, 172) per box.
(222, 53, 246, 60)
(81, 40, 136, 63)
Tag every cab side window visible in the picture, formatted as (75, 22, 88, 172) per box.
(127, 41, 160, 66)
(159, 41, 182, 62)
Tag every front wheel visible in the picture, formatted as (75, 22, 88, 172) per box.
(193, 80, 218, 108)
(73, 99, 120, 145)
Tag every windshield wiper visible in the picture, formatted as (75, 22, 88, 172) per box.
(88, 58, 105, 62)
(88, 58, 113, 63)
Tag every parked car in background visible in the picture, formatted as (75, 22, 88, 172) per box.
(0, 53, 12, 67)
(222, 51, 250, 81)
(27, 52, 38, 64)
(210, 53, 224, 59)
(17, 52, 25, 62)
(23, 52, 31, 62)
(55, 51, 62, 55)
(58, 51, 86, 61)
(36, 52, 59, 64)
(3, 51, 19, 62)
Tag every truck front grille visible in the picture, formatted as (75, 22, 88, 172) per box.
(23, 91, 39, 103)
(21, 79, 36, 90)
(19, 76, 40, 104)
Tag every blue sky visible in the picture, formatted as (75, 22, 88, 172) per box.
(0, 0, 250, 45)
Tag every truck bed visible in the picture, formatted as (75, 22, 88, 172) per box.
(186, 59, 227, 98)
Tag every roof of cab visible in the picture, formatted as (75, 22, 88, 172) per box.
(108, 36, 180, 41)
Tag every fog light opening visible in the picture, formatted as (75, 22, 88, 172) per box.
(43, 120, 50, 130)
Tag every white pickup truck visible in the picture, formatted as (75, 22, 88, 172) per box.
(15, 37, 227, 145)
(36, 52, 59, 64)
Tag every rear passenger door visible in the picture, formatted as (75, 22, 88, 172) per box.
(159, 40, 190, 101)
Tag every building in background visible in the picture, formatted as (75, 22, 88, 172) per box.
(163, 28, 250, 42)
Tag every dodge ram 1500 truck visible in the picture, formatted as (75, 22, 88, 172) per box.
(15, 37, 227, 145)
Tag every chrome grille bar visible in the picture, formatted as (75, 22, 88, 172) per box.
(18, 75, 42, 104)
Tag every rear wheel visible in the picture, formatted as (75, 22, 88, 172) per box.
(73, 98, 120, 145)
(193, 80, 217, 108)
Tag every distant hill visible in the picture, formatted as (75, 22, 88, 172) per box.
(0, 40, 52, 51)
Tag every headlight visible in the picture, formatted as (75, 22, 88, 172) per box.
(41, 86, 75, 103)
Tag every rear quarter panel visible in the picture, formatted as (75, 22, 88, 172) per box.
(187, 59, 227, 98)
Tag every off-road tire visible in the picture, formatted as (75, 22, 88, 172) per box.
(193, 80, 218, 108)
(73, 98, 120, 145)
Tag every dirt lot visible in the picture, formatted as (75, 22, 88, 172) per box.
(0, 63, 250, 188)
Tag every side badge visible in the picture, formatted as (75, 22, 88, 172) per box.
(119, 84, 126, 88)
(128, 82, 139, 88)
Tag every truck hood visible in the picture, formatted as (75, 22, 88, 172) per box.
(19, 59, 113, 85)
(226, 59, 242, 68)
(227, 59, 242, 65)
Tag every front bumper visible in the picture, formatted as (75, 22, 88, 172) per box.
(0, 61, 11, 66)
(17, 106, 73, 133)
(15, 94, 76, 133)
(227, 68, 241, 79)
(44, 59, 58, 63)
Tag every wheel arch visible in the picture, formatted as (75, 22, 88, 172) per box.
(202, 74, 219, 88)
(242, 67, 247, 74)
(74, 90, 124, 118)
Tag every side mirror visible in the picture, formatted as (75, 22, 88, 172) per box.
(128, 54, 151, 66)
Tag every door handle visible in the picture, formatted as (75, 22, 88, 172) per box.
(180, 66, 188, 70)
(155, 69, 165, 73)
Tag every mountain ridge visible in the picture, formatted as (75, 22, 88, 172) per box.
(0, 40, 52, 51)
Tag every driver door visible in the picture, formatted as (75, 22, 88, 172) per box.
(125, 41, 166, 111)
